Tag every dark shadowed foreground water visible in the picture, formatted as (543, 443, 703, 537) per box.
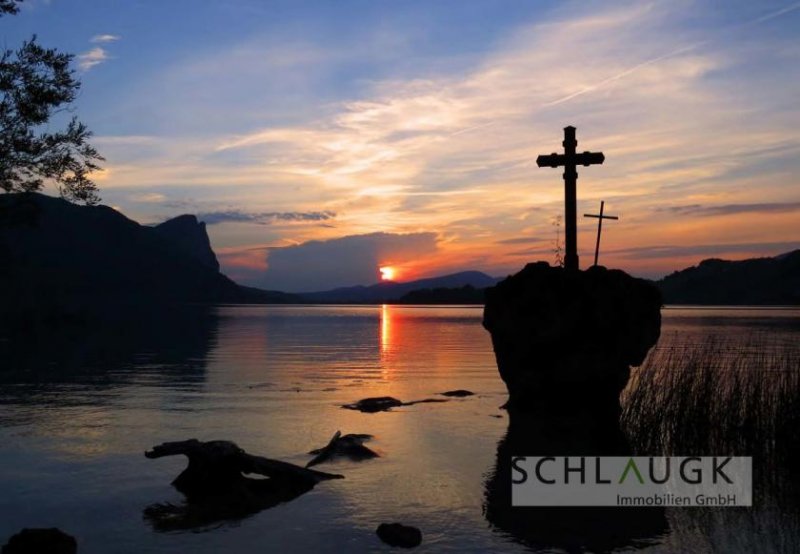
(0, 305, 798, 553)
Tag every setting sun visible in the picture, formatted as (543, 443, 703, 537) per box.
(379, 266, 396, 281)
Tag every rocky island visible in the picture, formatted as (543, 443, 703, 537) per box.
(483, 262, 662, 422)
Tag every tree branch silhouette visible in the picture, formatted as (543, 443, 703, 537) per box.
(1, 3, 103, 204)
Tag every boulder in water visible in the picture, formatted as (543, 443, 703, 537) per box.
(376, 523, 422, 548)
(483, 263, 661, 421)
(2, 528, 77, 554)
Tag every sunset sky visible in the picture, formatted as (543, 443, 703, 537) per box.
(6, 0, 800, 291)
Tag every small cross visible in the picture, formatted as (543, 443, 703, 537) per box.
(536, 126, 605, 271)
(583, 200, 618, 267)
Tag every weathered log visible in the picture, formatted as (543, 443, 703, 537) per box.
(145, 439, 341, 487)
(306, 431, 378, 467)
(144, 439, 342, 530)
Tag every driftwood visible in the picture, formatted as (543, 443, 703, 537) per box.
(306, 431, 379, 467)
(144, 439, 342, 530)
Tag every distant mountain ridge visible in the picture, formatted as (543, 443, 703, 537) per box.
(2, 193, 795, 309)
(378, 251, 800, 306)
(397, 284, 486, 304)
(299, 271, 500, 303)
(656, 249, 800, 305)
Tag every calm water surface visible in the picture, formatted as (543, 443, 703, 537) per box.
(0, 305, 798, 553)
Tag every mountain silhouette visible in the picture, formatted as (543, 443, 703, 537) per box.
(298, 271, 499, 303)
(657, 249, 800, 305)
(4, 193, 794, 309)
(153, 214, 220, 272)
(392, 251, 800, 306)
(0, 193, 295, 320)
(397, 284, 486, 304)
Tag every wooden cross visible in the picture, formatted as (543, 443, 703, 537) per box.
(583, 200, 618, 267)
(536, 126, 605, 271)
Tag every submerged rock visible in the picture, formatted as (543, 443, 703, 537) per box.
(342, 396, 451, 412)
(483, 263, 661, 421)
(439, 389, 474, 397)
(376, 523, 423, 548)
(307, 431, 379, 467)
(143, 439, 342, 530)
(342, 397, 403, 413)
(2, 528, 77, 554)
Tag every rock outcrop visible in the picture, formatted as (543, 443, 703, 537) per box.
(483, 262, 661, 421)
(0, 193, 299, 323)
(154, 214, 220, 272)
(0, 193, 241, 307)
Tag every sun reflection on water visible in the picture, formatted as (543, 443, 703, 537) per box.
(380, 304, 391, 353)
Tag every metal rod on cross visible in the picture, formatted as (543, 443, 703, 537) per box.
(536, 126, 605, 271)
(583, 200, 618, 267)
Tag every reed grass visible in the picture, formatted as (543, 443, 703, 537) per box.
(621, 332, 800, 552)
(622, 332, 800, 462)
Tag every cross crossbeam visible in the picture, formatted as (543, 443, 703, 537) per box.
(536, 126, 605, 271)
(536, 152, 605, 168)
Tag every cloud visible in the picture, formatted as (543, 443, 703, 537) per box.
(196, 3, 738, 231)
(77, 47, 110, 71)
(93, 135, 157, 146)
(506, 247, 554, 258)
(216, 246, 270, 286)
(656, 202, 800, 216)
(255, 232, 438, 292)
(197, 209, 336, 225)
(131, 192, 166, 203)
(496, 237, 543, 245)
(91, 34, 121, 43)
(97, 1, 800, 278)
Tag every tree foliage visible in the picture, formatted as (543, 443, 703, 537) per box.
(0, 1, 22, 16)
(0, 3, 103, 204)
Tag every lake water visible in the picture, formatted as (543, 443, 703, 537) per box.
(1, 305, 798, 553)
